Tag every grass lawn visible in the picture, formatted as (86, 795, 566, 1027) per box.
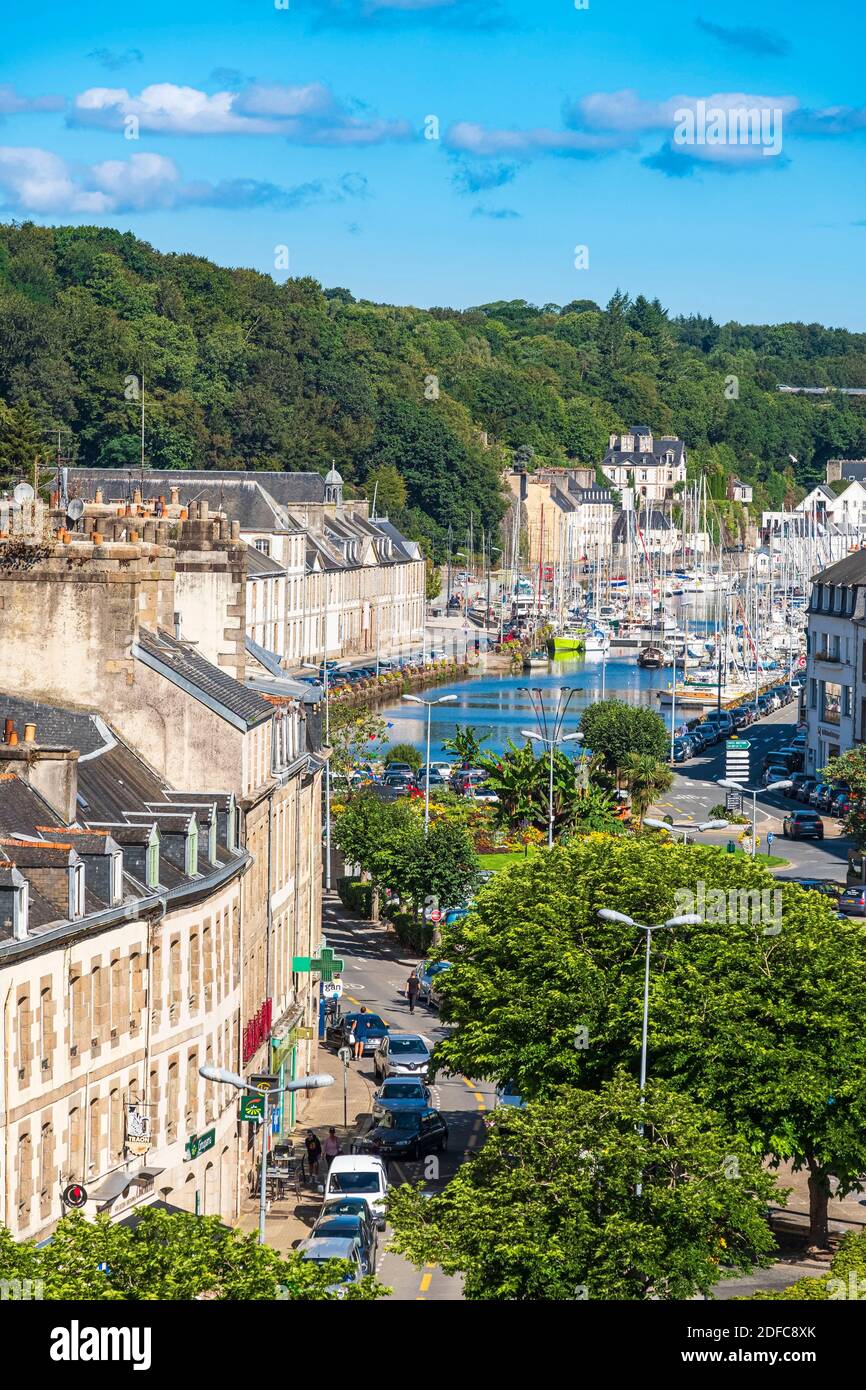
(477, 850, 539, 871)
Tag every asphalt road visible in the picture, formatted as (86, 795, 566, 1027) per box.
(656, 704, 852, 882)
(322, 897, 494, 1301)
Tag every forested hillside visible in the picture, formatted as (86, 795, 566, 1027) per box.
(2, 221, 866, 556)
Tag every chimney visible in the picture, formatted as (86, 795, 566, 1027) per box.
(0, 741, 79, 823)
(23, 722, 36, 744)
(4, 718, 14, 743)
(95, 488, 103, 505)
(170, 486, 180, 506)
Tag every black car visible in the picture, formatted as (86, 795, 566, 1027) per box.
(756, 695, 773, 717)
(788, 772, 813, 798)
(326, 1012, 390, 1056)
(795, 778, 818, 804)
(791, 878, 842, 902)
(671, 736, 693, 763)
(694, 722, 720, 747)
(310, 1210, 378, 1273)
(356, 1107, 448, 1162)
(730, 707, 752, 731)
(687, 726, 708, 754)
(782, 811, 824, 840)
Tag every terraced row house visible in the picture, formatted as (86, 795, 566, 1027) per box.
(65, 466, 426, 670)
(0, 500, 324, 1240)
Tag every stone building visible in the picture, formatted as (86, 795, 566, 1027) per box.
(63, 468, 426, 668)
(0, 510, 325, 1238)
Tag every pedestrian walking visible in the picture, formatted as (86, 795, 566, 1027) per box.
(406, 970, 421, 1015)
(352, 1019, 364, 1061)
(324, 1127, 341, 1167)
(304, 1130, 322, 1182)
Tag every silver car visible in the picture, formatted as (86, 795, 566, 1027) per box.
(373, 1032, 431, 1081)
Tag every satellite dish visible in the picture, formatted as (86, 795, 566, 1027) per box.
(12, 482, 34, 503)
(66, 498, 85, 522)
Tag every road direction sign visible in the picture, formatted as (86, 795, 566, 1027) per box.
(726, 740, 751, 751)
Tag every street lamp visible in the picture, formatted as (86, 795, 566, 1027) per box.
(597, 908, 701, 1194)
(520, 728, 584, 850)
(403, 693, 458, 831)
(199, 1066, 334, 1244)
(302, 659, 348, 891)
(642, 816, 730, 842)
(718, 778, 792, 858)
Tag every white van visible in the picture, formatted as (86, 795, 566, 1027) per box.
(324, 1155, 388, 1230)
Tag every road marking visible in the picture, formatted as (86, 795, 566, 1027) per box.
(419, 1271, 433, 1293)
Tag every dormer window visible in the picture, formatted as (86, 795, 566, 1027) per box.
(255, 539, 271, 556)
(146, 839, 159, 889)
(111, 851, 123, 906)
(71, 862, 86, 920)
(185, 822, 199, 876)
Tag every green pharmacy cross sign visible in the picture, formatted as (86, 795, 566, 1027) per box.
(292, 945, 345, 983)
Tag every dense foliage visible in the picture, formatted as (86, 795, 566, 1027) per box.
(3, 223, 866, 550)
(0, 1208, 384, 1300)
(429, 835, 866, 1244)
(387, 1073, 780, 1300)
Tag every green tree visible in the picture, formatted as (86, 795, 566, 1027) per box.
(441, 724, 489, 764)
(328, 705, 389, 783)
(623, 752, 673, 825)
(387, 1074, 779, 1300)
(0, 398, 42, 487)
(0, 1208, 385, 1300)
(430, 835, 866, 1246)
(364, 462, 407, 519)
(385, 741, 423, 771)
(579, 700, 669, 780)
(823, 746, 866, 849)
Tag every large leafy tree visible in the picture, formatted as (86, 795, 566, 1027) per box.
(579, 700, 669, 780)
(387, 1074, 779, 1300)
(823, 746, 866, 849)
(430, 835, 866, 1245)
(0, 1208, 385, 1300)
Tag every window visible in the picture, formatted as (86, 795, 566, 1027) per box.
(111, 852, 123, 905)
(844, 686, 853, 717)
(821, 681, 841, 725)
(255, 539, 270, 556)
(809, 678, 817, 709)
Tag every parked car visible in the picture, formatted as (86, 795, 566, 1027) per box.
(494, 1079, 526, 1109)
(788, 772, 813, 798)
(705, 710, 735, 736)
(809, 782, 833, 808)
(382, 771, 418, 796)
(299, 1235, 366, 1294)
(417, 960, 451, 1003)
(762, 765, 791, 787)
(791, 878, 842, 902)
(756, 694, 773, 717)
(356, 1108, 448, 1162)
(310, 1211, 377, 1274)
(739, 702, 759, 723)
(373, 1033, 432, 1081)
(694, 722, 721, 746)
(451, 767, 488, 794)
(838, 886, 866, 916)
(670, 736, 692, 763)
(418, 762, 454, 784)
(466, 782, 500, 803)
(428, 969, 451, 1010)
(372, 1078, 431, 1115)
(796, 778, 818, 803)
(326, 1012, 389, 1056)
(816, 783, 847, 812)
(323, 1155, 388, 1229)
(687, 726, 708, 754)
(771, 747, 804, 772)
(384, 762, 416, 776)
(831, 791, 851, 817)
(730, 707, 752, 732)
(782, 810, 825, 840)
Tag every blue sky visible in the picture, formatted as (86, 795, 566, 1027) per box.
(2, 0, 864, 328)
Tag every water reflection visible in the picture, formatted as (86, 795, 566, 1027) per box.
(378, 655, 675, 755)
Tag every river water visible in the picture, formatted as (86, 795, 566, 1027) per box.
(377, 653, 677, 756)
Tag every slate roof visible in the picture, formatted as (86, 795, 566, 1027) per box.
(0, 775, 63, 837)
(246, 544, 287, 576)
(67, 467, 325, 511)
(613, 509, 672, 542)
(136, 627, 272, 729)
(77, 740, 169, 821)
(0, 697, 107, 755)
(811, 550, 866, 587)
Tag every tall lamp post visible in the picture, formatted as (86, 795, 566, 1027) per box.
(303, 659, 347, 891)
(199, 1066, 333, 1244)
(403, 693, 458, 831)
(518, 684, 583, 849)
(717, 778, 791, 857)
(597, 908, 701, 1194)
(520, 727, 584, 849)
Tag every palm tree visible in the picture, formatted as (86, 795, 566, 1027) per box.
(623, 753, 673, 827)
(442, 724, 489, 766)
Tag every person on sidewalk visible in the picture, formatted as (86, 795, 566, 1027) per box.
(304, 1130, 322, 1182)
(324, 1127, 341, 1167)
(406, 970, 421, 1015)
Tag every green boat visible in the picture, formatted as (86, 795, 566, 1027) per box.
(550, 629, 586, 654)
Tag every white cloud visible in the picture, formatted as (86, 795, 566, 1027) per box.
(0, 84, 65, 115)
(71, 80, 412, 146)
(567, 88, 799, 135)
(0, 146, 370, 214)
(445, 121, 624, 158)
